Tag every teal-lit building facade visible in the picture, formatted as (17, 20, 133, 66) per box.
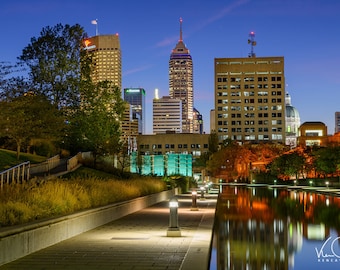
(130, 133, 210, 179)
(130, 153, 192, 177)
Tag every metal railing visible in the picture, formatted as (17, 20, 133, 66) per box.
(0, 161, 30, 190)
(29, 155, 61, 175)
(0, 152, 87, 191)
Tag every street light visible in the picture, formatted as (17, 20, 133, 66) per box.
(191, 190, 198, 211)
(200, 186, 205, 200)
(167, 197, 181, 237)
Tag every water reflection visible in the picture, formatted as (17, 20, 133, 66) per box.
(210, 185, 340, 270)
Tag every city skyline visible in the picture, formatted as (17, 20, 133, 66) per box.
(1, 0, 340, 134)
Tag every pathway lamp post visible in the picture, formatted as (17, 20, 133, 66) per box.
(167, 197, 181, 237)
(191, 190, 198, 211)
(205, 184, 209, 194)
(200, 186, 205, 200)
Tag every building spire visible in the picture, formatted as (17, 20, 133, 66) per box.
(179, 17, 183, 42)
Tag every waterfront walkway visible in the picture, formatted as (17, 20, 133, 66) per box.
(0, 193, 217, 270)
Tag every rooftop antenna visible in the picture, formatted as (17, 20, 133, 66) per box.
(248, 31, 256, 57)
(179, 17, 183, 41)
(91, 19, 98, 36)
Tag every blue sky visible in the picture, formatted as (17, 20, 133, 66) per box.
(1, 0, 340, 134)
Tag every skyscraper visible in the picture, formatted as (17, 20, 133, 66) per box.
(83, 34, 121, 88)
(214, 56, 286, 144)
(335, 112, 340, 133)
(124, 88, 146, 134)
(153, 96, 182, 134)
(169, 18, 193, 133)
(121, 103, 139, 154)
(193, 108, 203, 134)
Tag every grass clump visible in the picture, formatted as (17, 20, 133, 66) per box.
(0, 170, 166, 227)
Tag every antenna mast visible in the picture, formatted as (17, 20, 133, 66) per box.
(248, 31, 256, 57)
(179, 17, 183, 41)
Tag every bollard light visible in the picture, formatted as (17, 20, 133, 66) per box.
(191, 190, 198, 211)
(167, 197, 181, 237)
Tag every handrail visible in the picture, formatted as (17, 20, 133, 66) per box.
(0, 161, 30, 191)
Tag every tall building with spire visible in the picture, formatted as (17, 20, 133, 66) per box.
(169, 18, 193, 133)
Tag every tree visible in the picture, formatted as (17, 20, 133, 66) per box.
(206, 141, 241, 181)
(0, 88, 64, 159)
(18, 23, 86, 108)
(70, 79, 125, 168)
(208, 131, 219, 154)
(193, 131, 219, 168)
(313, 147, 340, 178)
(269, 151, 306, 180)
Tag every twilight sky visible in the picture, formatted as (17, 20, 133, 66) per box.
(1, 0, 340, 134)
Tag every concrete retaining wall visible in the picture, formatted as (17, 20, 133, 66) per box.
(0, 189, 177, 266)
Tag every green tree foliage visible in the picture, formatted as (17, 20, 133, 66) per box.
(18, 23, 86, 108)
(0, 62, 14, 90)
(0, 88, 64, 159)
(313, 146, 340, 178)
(69, 78, 125, 167)
(269, 151, 306, 180)
(208, 131, 219, 153)
(193, 131, 219, 168)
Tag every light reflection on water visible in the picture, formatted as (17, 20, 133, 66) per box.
(209, 185, 340, 270)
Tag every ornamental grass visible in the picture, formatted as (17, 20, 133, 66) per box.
(0, 175, 166, 227)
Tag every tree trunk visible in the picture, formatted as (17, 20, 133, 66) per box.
(16, 139, 21, 160)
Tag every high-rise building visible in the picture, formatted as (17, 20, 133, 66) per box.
(83, 34, 121, 88)
(210, 109, 216, 133)
(124, 88, 146, 134)
(169, 18, 193, 133)
(153, 96, 182, 134)
(193, 107, 203, 134)
(121, 103, 138, 154)
(214, 56, 286, 144)
(335, 112, 340, 133)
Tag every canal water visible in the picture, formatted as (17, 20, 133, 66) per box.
(209, 185, 340, 270)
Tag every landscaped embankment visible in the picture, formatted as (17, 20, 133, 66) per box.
(0, 188, 178, 266)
